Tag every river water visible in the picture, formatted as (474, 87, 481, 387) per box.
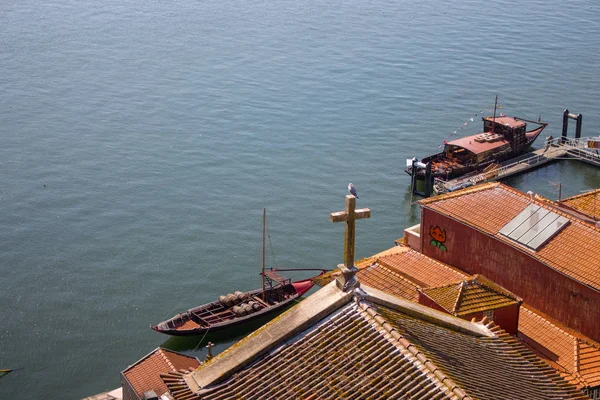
(1, 0, 599, 398)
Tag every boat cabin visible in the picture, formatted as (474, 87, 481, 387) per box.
(483, 116, 527, 150)
(444, 134, 511, 164)
(441, 116, 527, 165)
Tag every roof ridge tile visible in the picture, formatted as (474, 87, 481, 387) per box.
(418, 182, 501, 205)
(357, 301, 474, 400)
(452, 281, 466, 314)
(487, 317, 591, 399)
(158, 348, 177, 372)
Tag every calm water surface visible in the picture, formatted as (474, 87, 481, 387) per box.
(1, 0, 600, 398)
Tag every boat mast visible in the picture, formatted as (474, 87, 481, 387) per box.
(491, 95, 498, 134)
(262, 208, 266, 300)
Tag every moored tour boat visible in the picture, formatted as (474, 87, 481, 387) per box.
(406, 98, 547, 196)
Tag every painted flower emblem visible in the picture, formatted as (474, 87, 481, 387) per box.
(429, 225, 447, 251)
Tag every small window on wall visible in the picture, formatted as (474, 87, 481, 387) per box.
(483, 309, 494, 320)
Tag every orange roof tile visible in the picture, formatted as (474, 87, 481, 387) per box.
(560, 188, 600, 220)
(420, 183, 600, 291)
(122, 348, 200, 398)
(376, 246, 469, 288)
(322, 246, 470, 297)
(518, 305, 600, 389)
(357, 263, 420, 300)
(419, 275, 522, 316)
(166, 297, 589, 400)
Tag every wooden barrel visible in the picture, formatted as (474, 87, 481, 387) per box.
(219, 295, 233, 307)
(241, 303, 253, 314)
(234, 291, 248, 303)
(232, 305, 246, 317)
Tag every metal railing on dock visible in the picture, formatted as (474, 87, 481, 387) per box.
(435, 137, 600, 194)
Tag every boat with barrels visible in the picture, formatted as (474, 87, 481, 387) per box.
(151, 208, 325, 337)
(151, 270, 318, 336)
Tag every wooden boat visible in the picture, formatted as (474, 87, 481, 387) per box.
(151, 209, 324, 337)
(151, 272, 317, 336)
(406, 97, 547, 196)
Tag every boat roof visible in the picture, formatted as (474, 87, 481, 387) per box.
(483, 116, 527, 128)
(447, 134, 509, 155)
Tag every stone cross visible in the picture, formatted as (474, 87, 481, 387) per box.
(330, 195, 370, 290)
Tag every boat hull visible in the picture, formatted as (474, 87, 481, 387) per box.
(405, 125, 546, 182)
(151, 277, 316, 337)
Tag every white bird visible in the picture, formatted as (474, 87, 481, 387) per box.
(527, 190, 534, 201)
(348, 183, 359, 199)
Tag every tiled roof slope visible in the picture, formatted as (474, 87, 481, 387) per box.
(519, 305, 600, 390)
(375, 305, 587, 400)
(357, 262, 421, 300)
(420, 182, 600, 291)
(166, 297, 588, 400)
(560, 188, 600, 220)
(419, 275, 522, 316)
(375, 246, 469, 288)
(323, 246, 468, 298)
(122, 348, 199, 398)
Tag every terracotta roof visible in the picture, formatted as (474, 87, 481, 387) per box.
(357, 262, 420, 300)
(357, 244, 599, 393)
(166, 295, 588, 400)
(375, 246, 469, 288)
(122, 348, 200, 398)
(419, 182, 600, 291)
(560, 189, 600, 220)
(319, 246, 469, 295)
(419, 275, 522, 316)
(518, 305, 600, 390)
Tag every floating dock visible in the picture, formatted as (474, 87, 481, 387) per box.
(435, 137, 600, 195)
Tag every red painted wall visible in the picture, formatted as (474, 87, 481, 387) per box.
(462, 304, 520, 335)
(421, 208, 600, 342)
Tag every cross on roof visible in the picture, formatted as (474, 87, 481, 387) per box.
(330, 195, 371, 271)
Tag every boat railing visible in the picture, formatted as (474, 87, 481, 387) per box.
(436, 136, 600, 194)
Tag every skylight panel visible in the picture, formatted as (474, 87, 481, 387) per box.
(499, 204, 570, 251)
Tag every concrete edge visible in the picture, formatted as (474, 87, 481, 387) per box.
(359, 284, 494, 337)
(189, 281, 354, 390)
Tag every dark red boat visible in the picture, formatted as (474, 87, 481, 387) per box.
(151, 271, 318, 336)
(152, 208, 326, 336)
(406, 98, 547, 196)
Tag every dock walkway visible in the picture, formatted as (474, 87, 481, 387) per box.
(436, 137, 600, 194)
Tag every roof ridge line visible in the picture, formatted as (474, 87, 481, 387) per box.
(357, 301, 473, 400)
(574, 338, 581, 377)
(377, 264, 425, 289)
(158, 348, 177, 372)
(486, 319, 591, 399)
(473, 275, 523, 302)
(452, 281, 466, 314)
(122, 347, 161, 374)
(535, 197, 600, 230)
(521, 305, 600, 349)
(418, 182, 501, 205)
(377, 247, 470, 281)
(376, 258, 429, 288)
(561, 188, 600, 202)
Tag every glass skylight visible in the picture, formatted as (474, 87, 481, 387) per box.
(499, 204, 570, 251)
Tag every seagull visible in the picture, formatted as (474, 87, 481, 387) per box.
(348, 183, 359, 199)
(527, 190, 534, 201)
